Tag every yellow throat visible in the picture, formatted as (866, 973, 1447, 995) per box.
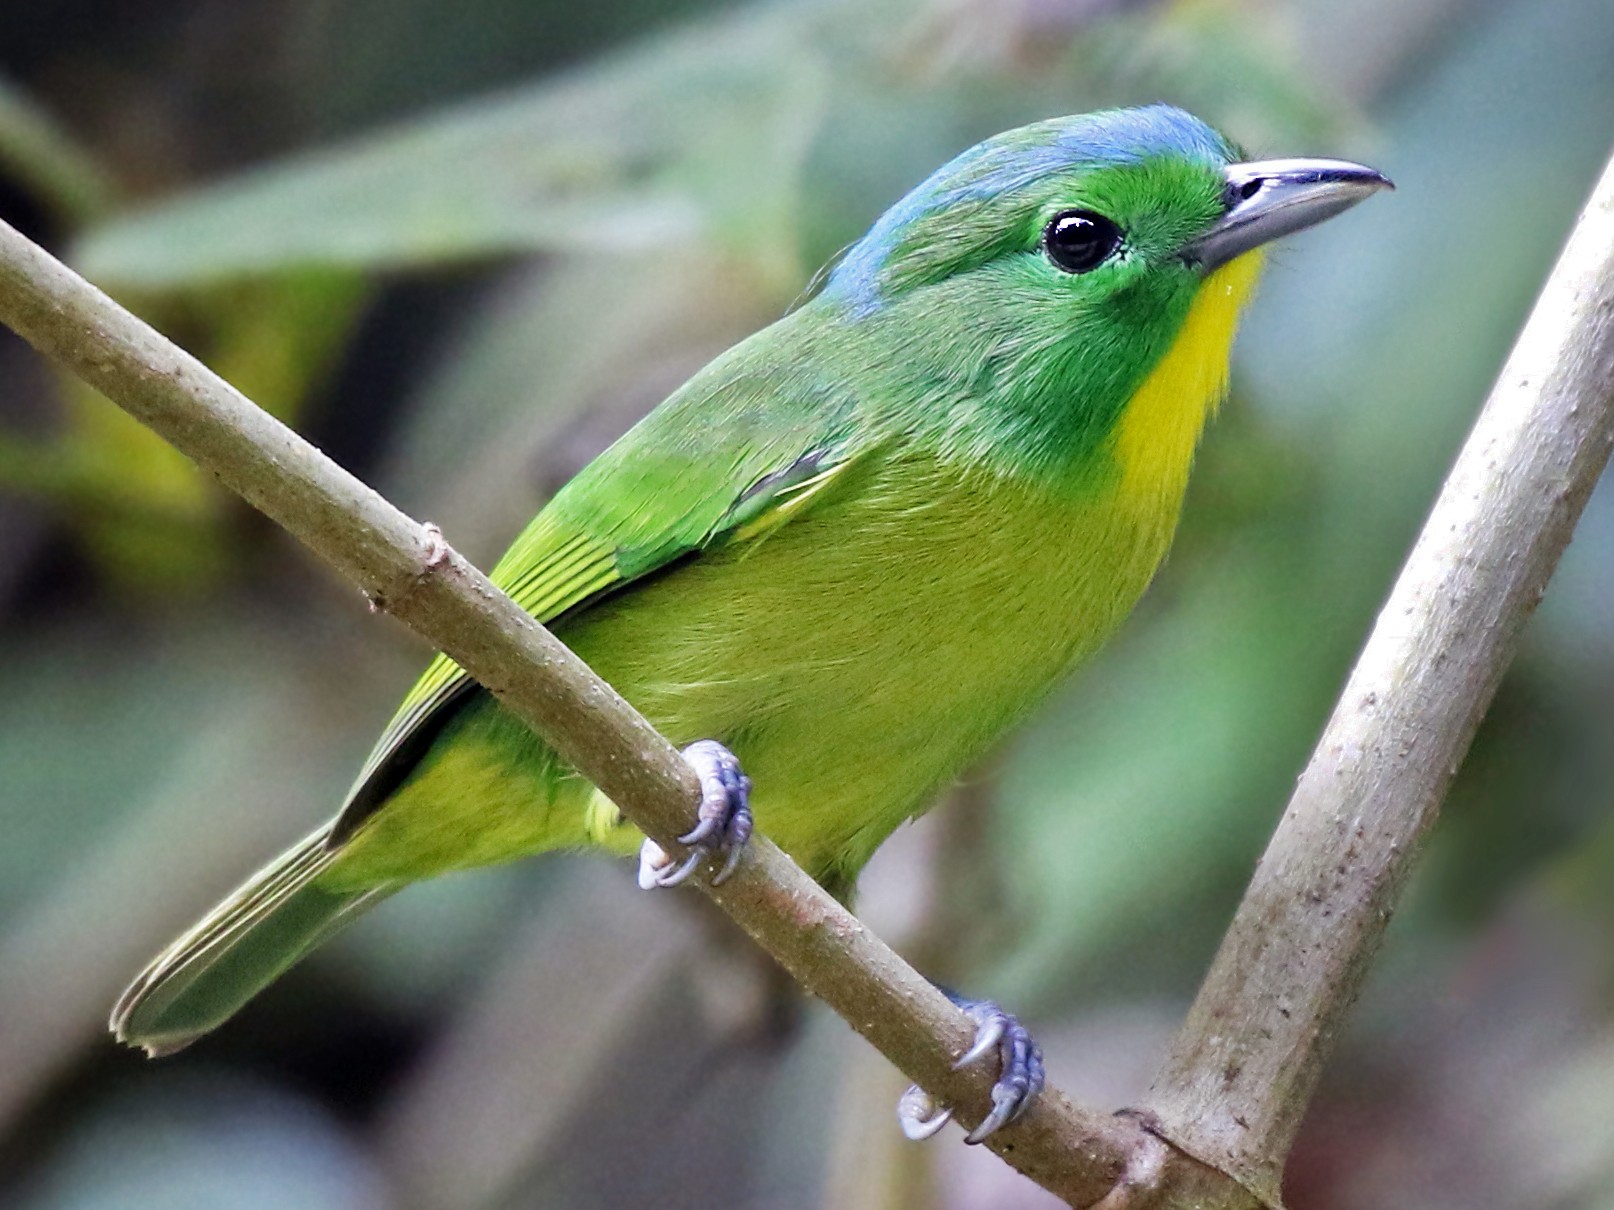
(1112, 249, 1266, 509)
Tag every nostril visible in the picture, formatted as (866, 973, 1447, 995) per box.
(1223, 177, 1265, 209)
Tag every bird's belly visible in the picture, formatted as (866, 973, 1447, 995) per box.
(565, 461, 1175, 884)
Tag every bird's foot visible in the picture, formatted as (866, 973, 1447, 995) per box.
(897, 994, 1045, 1145)
(637, 740, 753, 889)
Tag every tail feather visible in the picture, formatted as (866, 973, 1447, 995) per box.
(111, 826, 393, 1056)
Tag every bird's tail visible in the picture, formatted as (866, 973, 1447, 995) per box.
(111, 825, 394, 1057)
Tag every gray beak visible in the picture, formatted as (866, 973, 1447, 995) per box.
(1182, 157, 1393, 272)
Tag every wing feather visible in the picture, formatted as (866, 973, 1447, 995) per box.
(329, 356, 863, 847)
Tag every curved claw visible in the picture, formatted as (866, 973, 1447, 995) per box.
(678, 815, 723, 849)
(637, 740, 753, 890)
(953, 1015, 1005, 1069)
(899, 995, 1045, 1146)
(897, 1085, 954, 1141)
(712, 840, 747, 886)
(964, 1083, 1027, 1145)
(654, 847, 704, 888)
(955, 999, 1044, 1145)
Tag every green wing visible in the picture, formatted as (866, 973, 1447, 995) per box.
(331, 356, 861, 842)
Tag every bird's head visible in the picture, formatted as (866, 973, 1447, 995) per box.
(825, 104, 1389, 322)
(820, 105, 1389, 478)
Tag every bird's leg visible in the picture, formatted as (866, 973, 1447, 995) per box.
(635, 745, 1039, 1141)
(897, 990, 1045, 1145)
(637, 739, 754, 889)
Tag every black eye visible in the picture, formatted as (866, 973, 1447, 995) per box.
(1042, 210, 1122, 273)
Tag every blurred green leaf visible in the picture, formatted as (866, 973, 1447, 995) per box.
(71, 0, 1345, 297)
(73, 0, 849, 291)
(203, 270, 371, 424)
(0, 272, 366, 592)
(0, 76, 117, 225)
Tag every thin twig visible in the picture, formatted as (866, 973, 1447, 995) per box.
(0, 218, 1179, 1205)
(1146, 145, 1614, 1206)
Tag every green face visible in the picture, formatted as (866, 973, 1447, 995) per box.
(820, 108, 1240, 476)
(817, 106, 1388, 480)
(825, 105, 1237, 316)
(876, 153, 1230, 312)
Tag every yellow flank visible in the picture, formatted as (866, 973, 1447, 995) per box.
(1111, 249, 1264, 523)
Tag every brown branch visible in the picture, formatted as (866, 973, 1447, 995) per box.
(0, 218, 1192, 1205)
(1144, 146, 1614, 1206)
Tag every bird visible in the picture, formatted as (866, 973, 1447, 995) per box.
(111, 104, 1389, 1141)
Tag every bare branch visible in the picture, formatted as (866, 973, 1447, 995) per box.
(1146, 146, 1614, 1205)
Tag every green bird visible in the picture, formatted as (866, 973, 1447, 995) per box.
(112, 105, 1388, 1140)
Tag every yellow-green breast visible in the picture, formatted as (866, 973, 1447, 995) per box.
(327, 253, 1263, 894)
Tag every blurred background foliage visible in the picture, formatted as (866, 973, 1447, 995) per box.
(0, 0, 1611, 1206)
